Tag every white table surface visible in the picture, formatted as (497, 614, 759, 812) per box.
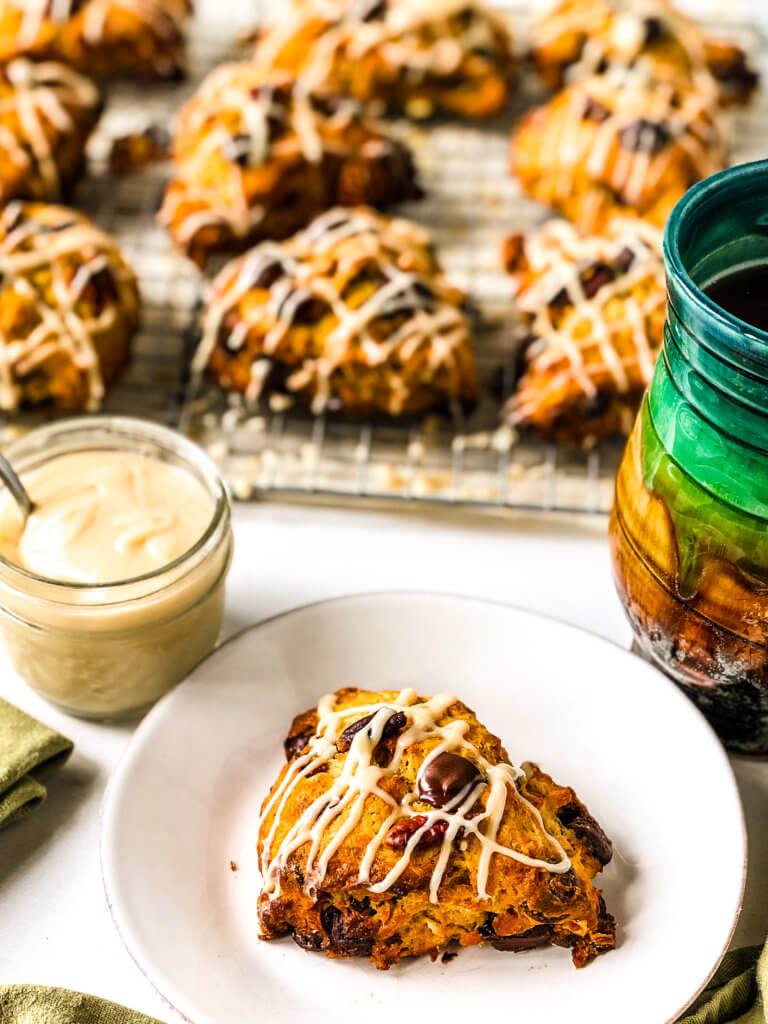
(0, 503, 766, 1022)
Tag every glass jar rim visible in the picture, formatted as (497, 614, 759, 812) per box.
(0, 416, 231, 595)
(664, 159, 768, 365)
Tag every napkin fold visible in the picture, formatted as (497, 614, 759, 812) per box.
(0, 698, 73, 830)
(0, 986, 167, 1024)
(679, 941, 767, 1023)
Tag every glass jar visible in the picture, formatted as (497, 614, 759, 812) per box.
(0, 417, 233, 720)
(610, 160, 768, 754)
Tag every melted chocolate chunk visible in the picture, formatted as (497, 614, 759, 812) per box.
(580, 261, 615, 299)
(615, 246, 636, 274)
(418, 752, 483, 809)
(557, 802, 613, 866)
(291, 928, 323, 951)
(337, 710, 407, 753)
(582, 96, 611, 123)
(490, 924, 553, 952)
(283, 732, 311, 760)
(349, 894, 376, 917)
(643, 16, 666, 45)
(619, 118, 670, 155)
(83, 267, 118, 313)
(320, 904, 374, 956)
(547, 287, 571, 311)
(249, 260, 284, 291)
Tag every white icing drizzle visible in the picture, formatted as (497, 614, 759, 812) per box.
(254, 0, 513, 92)
(0, 202, 133, 411)
(0, 59, 99, 200)
(15, 0, 188, 51)
(161, 65, 390, 250)
(197, 208, 470, 415)
(506, 219, 665, 426)
(259, 690, 571, 907)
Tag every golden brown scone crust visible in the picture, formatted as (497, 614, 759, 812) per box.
(511, 69, 727, 233)
(0, 201, 139, 411)
(0, 58, 101, 203)
(0, 0, 191, 80)
(531, 0, 758, 105)
(252, 0, 515, 120)
(502, 218, 665, 447)
(258, 687, 615, 970)
(196, 207, 477, 417)
(160, 64, 422, 267)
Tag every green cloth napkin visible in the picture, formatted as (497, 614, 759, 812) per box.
(0, 987, 166, 1023)
(0, 698, 73, 830)
(679, 941, 767, 1023)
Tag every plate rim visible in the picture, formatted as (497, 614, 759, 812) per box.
(100, 589, 748, 1024)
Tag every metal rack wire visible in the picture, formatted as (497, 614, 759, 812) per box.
(3, 5, 765, 516)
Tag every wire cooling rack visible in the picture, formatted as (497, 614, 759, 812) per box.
(3, 4, 765, 515)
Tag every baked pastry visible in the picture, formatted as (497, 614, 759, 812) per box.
(196, 207, 477, 417)
(160, 64, 422, 267)
(511, 68, 727, 233)
(0, 201, 139, 411)
(252, 0, 515, 120)
(0, 1, 191, 80)
(0, 58, 101, 203)
(503, 218, 665, 446)
(258, 687, 615, 969)
(531, 0, 757, 105)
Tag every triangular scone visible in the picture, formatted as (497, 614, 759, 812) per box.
(502, 218, 666, 447)
(258, 688, 615, 970)
(511, 66, 726, 233)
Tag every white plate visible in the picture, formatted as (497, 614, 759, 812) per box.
(101, 593, 746, 1024)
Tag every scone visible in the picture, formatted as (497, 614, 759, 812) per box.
(0, 201, 140, 411)
(0, 0, 192, 80)
(258, 687, 616, 969)
(502, 218, 665, 446)
(160, 64, 422, 267)
(252, 0, 515, 120)
(531, 0, 757, 105)
(196, 207, 477, 417)
(511, 67, 727, 232)
(0, 58, 101, 203)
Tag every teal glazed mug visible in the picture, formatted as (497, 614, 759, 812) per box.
(610, 159, 768, 754)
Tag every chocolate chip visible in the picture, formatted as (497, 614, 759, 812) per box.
(249, 260, 284, 291)
(582, 96, 611, 123)
(557, 802, 613, 866)
(418, 752, 484, 809)
(547, 287, 571, 311)
(619, 118, 670, 155)
(580, 261, 615, 299)
(83, 267, 118, 312)
(615, 246, 636, 274)
(337, 710, 407, 753)
(349, 895, 376, 917)
(442, 950, 459, 963)
(320, 904, 374, 956)
(489, 924, 553, 952)
(355, 0, 387, 20)
(283, 732, 311, 760)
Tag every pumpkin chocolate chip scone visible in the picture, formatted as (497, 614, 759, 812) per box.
(0, 201, 140, 411)
(0, 58, 101, 203)
(195, 207, 477, 416)
(511, 67, 727, 233)
(0, 0, 192, 80)
(160, 63, 422, 267)
(258, 687, 616, 969)
(252, 0, 516, 120)
(531, 0, 758, 105)
(502, 218, 665, 447)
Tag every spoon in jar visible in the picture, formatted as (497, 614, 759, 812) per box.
(0, 452, 35, 522)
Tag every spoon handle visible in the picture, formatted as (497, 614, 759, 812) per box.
(0, 452, 34, 520)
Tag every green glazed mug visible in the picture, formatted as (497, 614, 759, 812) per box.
(610, 159, 768, 754)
